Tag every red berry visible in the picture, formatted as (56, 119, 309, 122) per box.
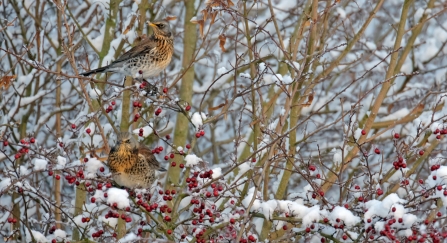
(374, 148, 380, 154)
(377, 188, 383, 196)
(282, 225, 287, 230)
(165, 134, 171, 139)
(99, 167, 105, 172)
(2, 141, 8, 146)
(30, 137, 35, 143)
(84, 158, 89, 162)
(185, 105, 191, 111)
(14, 153, 21, 159)
(361, 130, 366, 135)
(186, 144, 191, 149)
(91, 197, 96, 203)
(86, 128, 91, 134)
(163, 87, 168, 93)
(248, 235, 256, 242)
(342, 235, 347, 240)
(394, 133, 400, 139)
(48, 170, 53, 176)
(171, 162, 176, 167)
(71, 124, 76, 129)
(179, 163, 184, 168)
(419, 150, 424, 156)
(230, 218, 235, 224)
(55, 175, 60, 180)
(167, 229, 172, 234)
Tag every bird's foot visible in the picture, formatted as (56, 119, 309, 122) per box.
(141, 79, 158, 96)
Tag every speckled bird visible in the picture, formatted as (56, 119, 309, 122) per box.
(108, 132, 166, 189)
(80, 20, 174, 79)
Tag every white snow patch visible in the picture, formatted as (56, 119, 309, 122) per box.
(217, 67, 228, 75)
(54, 229, 67, 240)
(119, 233, 138, 243)
(132, 123, 154, 137)
(211, 167, 222, 179)
(179, 196, 192, 210)
(26, 230, 48, 242)
(191, 112, 207, 129)
(0, 178, 11, 192)
(56, 156, 67, 169)
(89, 88, 102, 99)
(33, 158, 48, 171)
(258, 62, 267, 72)
(101, 215, 118, 228)
(239, 72, 251, 79)
(330, 206, 361, 227)
(184, 154, 202, 167)
(336, 8, 346, 19)
(106, 188, 130, 209)
(84, 157, 104, 179)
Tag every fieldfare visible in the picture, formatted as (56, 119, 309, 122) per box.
(108, 132, 166, 189)
(81, 20, 174, 79)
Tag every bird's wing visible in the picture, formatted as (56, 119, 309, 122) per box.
(113, 36, 157, 63)
(138, 145, 165, 171)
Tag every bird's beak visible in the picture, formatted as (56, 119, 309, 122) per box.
(147, 21, 156, 28)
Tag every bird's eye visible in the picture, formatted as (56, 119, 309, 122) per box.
(125, 140, 130, 143)
(158, 24, 165, 28)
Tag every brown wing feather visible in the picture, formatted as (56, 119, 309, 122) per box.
(113, 36, 157, 63)
(138, 145, 166, 171)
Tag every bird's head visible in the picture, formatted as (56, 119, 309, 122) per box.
(115, 132, 138, 151)
(148, 20, 172, 39)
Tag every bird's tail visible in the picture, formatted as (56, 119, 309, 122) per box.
(80, 66, 109, 76)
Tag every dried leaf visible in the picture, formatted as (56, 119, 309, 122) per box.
(227, 0, 234, 7)
(201, 9, 208, 22)
(218, 34, 226, 52)
(198, 19, 205, 38)
(0, 75, 16, 90)
(123, 25, 132, 35)
(210, 11, 218, 25)
(208, 100, 227, 111)
(190, 17, 199, 24)
(303, 92, 314, 107)
(304, 19, 311, 28)
(165, 16, 177, 21)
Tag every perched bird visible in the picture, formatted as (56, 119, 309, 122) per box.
(108, 132, 166, 189)
(80, 20, 174, 79)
